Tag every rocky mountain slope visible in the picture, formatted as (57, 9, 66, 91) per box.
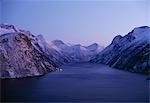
(91, 26, 150, 74)
(0, 24, 58, 78)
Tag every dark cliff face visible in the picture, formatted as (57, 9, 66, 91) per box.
(0, 30, 57, 78)
(91, 26, 150, 74)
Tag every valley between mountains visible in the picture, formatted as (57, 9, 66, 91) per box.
(0, 24, 149, 79)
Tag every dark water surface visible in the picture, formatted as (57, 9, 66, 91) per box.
(1, 63, 149, 102)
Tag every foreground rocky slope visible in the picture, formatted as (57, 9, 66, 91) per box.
(0, 24, 57, 78)
(91, 26, 150, 74)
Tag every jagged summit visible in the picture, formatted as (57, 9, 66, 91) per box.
(111, 35, 122, 44)
(87, 43, 99, 49)
(127, 26, 150, 39)
(86, 43, 104, 54)
(0, 24, 18, 35)
(51, 40, 66, 46)
(111, 26, 150, 46)
(0, 24, 18, 32)
(136, 26, 149, 29)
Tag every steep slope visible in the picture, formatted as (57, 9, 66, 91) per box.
(91, 26, 150, 74)
(0, 25, 57, 78)
(36, 36, 72, 66)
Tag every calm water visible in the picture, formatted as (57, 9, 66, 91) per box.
(1, 63, 149, 102)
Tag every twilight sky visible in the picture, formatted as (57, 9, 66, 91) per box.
(0, 0, 149, 46)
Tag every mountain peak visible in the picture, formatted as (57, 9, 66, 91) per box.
(90, 43, 98, 46)
(51, 40, 65, 45)
(112, 35, 123, 44)
(133, 26, 150, 32)
(87, 43, 99, 49)
(0, 24, 18, 32)
(129, 26, 150, 40)
(138, 26, 149, 29)
(87, 43, 103, 53)
(111, 26, 150, 45)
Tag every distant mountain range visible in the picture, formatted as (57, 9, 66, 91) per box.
(50, 40, 104, 62)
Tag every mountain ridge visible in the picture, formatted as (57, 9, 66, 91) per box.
(91, 26, 150, 74)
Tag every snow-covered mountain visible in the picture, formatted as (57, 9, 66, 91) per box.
(70, 44, 93, 61)
(49, 40, 94, 62)
(0, 24, 18, 35)
(91, 26, 150, 74)
(0, 24, 58, 78)
(86, 43, 104, 54)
